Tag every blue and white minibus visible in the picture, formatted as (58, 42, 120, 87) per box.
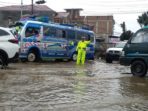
(17, 19, 95, 62)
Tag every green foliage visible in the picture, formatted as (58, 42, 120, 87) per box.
(36, 0, 46, 4)
(120, 22, 126, 33)
(120, 30, 133, 41)
(137, 12, 148, 27)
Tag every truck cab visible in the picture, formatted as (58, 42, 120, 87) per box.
(120, 27, 148, 77)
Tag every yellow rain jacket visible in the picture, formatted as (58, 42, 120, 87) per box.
(76, 40, 90, 65)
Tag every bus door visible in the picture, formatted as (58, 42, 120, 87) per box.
(20, 23, 41, 55)
(41, 26, 56, 58)
(23, 23, 41, 42)
(41, 26, 68, 59)
(54, 28, 69, 58)
(66, 29, 76, 56)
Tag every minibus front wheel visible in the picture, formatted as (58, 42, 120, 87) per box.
(131, 60, 147, 77)
(27, 51, 39, 62)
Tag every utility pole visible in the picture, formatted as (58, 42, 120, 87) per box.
(21, 0, 23, 17)
(120, 22, 126, 33)
(31, 0, 34, 15)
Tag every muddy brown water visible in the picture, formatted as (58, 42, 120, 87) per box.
(0, 60, 148, 111)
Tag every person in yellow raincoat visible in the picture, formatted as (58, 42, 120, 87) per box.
(76, 37, 90, 65)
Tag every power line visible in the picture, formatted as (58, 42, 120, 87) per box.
(0, 1, 18, 5)
(80, 4, 148, 8)
(81, 9, 148, 15)
(0, 0, 147, 15)
(70, 2, 148, 9)
(63, 0, 148, 6)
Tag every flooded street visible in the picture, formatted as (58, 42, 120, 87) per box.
(0, 60, 148, 111)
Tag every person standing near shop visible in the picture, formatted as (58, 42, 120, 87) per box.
(76, 37, 90, 65)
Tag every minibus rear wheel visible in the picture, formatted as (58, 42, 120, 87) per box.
(131, 60, 147, 77)
(72, 53, 77, 61)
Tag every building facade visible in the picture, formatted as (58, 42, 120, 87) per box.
(0, 6, 114, 41)
(54, 8, 114, 40)
(82, 16, 114, 40)
(0, 5, 56, 27)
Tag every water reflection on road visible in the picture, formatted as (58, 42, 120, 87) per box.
(0, 60, 148, 111)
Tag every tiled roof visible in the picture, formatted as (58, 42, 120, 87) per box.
(0, 5, 55, 12)
(81, 16, 113, 20)
(65, 8, 83, 11)
(55, 12, 69, 18)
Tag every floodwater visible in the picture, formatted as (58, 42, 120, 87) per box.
(0, 60, 148, 111)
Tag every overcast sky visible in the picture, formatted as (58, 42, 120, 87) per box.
(0, 0, 148, 35)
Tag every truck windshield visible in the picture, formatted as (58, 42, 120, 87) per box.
(115, 42, 126, 48)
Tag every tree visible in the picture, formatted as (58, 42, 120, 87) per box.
(137, 12, 148, 27)
(120, 22, 126, 33)
(36, 0, 46, 4)
(120, 30, 133, 41)
(120, 21, 133, 41)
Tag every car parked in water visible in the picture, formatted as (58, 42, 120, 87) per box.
(105, 41, 127, 63)
(0, 27, 19, 69)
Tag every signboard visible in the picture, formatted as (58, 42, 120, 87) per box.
(108, 36, 120, 43)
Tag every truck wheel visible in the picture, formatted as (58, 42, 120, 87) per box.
(0, 56, 4, 69)
(72, 53, 77, 61)
(27, 51, 37, 62)
(131, 60, 147, 77)
(0, 55, 7, 69)
(105, 57, 112, 63)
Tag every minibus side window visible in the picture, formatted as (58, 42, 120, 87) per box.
(67, 30, 76, 40)
(43, 26, 56, 37)
(25, 27, 39, 37)
(56, 29, 66, 38)
(131, 29, 148, 43)
(88, 34, 95, 43)
(76, 32, 83, 40)
(76, 32, 94, 42)
(84, 33, 94, 42)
